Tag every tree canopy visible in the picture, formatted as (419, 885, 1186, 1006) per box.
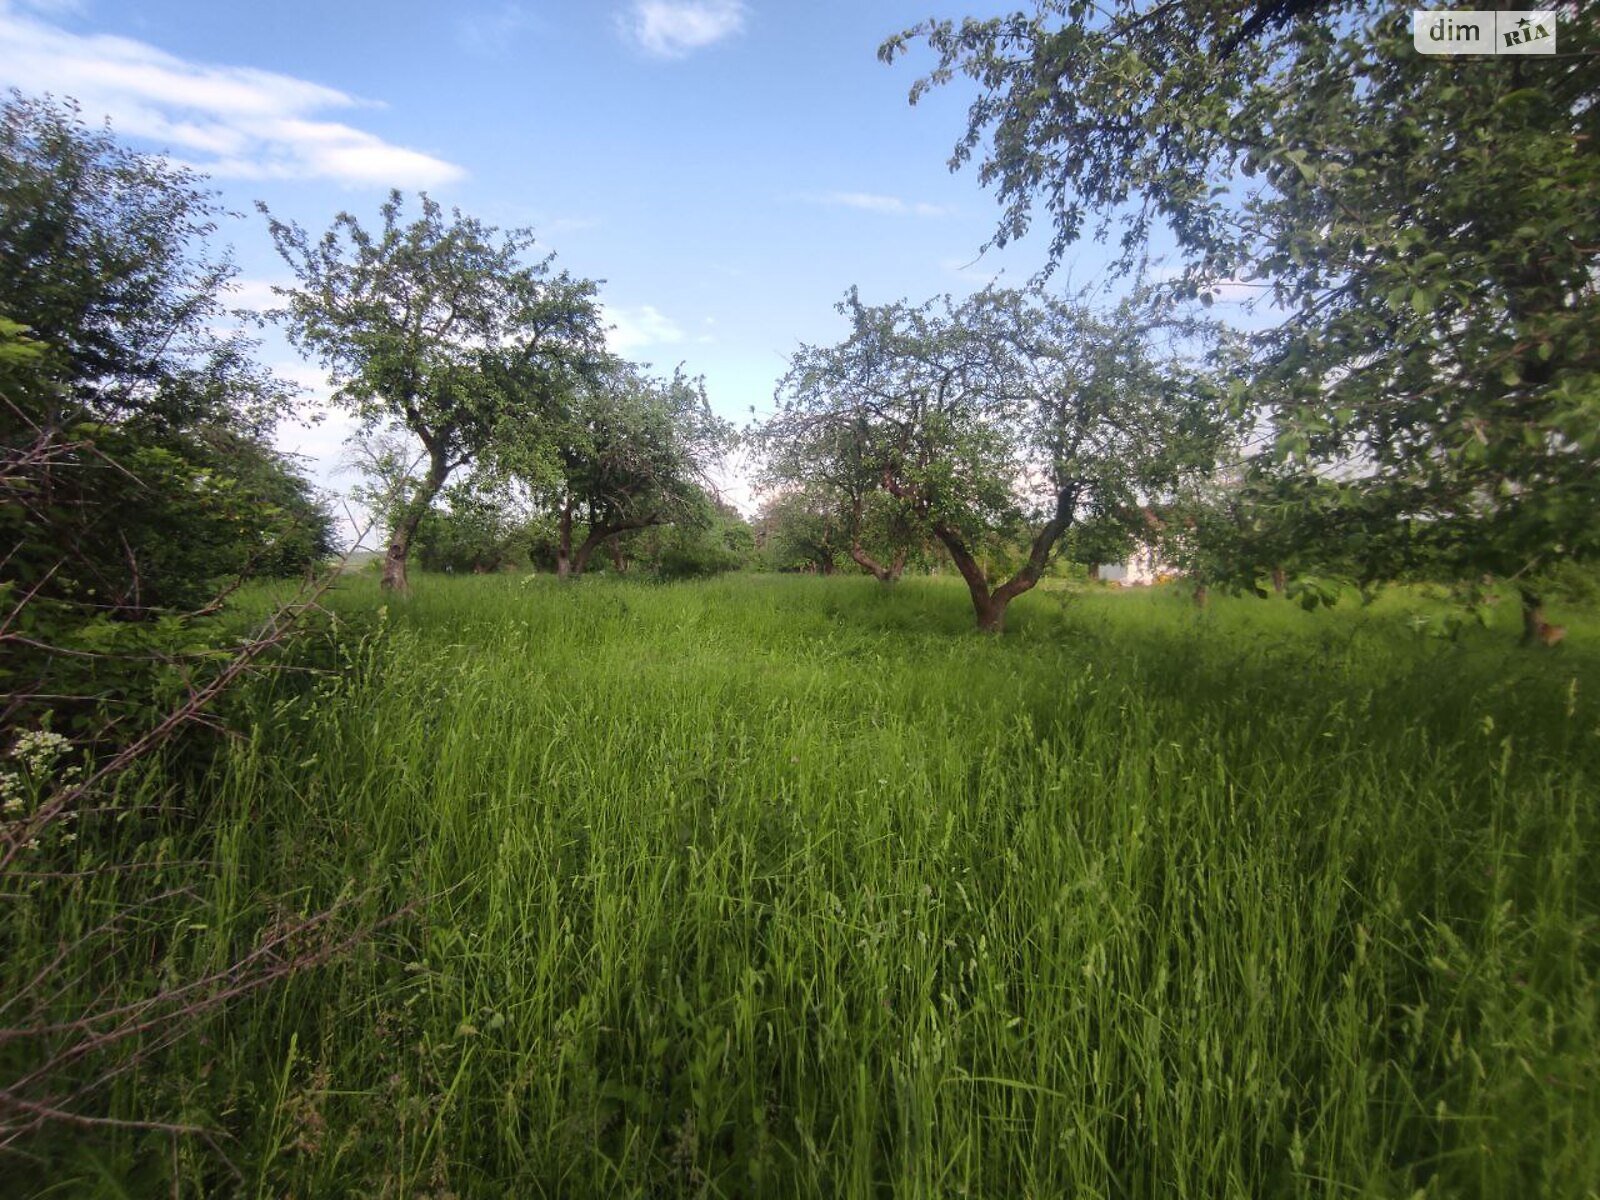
(884, 2, 1600, 615)
(766, 287, 1227, 629)
(0, 92, 290, 434)
(754, 379, 920, 584)
(520, 359, 731, 578)
(263, 191, 606, 592)
(0, 91, 328, 618)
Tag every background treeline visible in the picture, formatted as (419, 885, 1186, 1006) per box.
(410, 483, 755, 581)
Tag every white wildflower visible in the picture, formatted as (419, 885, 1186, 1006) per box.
(0, 771, 23, 815)
(12, 729, 71, 775)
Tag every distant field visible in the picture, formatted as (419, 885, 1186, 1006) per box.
(20, 575, 1600, 1196)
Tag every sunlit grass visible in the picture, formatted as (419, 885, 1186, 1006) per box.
(18, 574, 1600, 1196)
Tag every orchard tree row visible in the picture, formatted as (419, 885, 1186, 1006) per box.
(753, 0, 1597, 634)
(1, 88, 740, 616)
(261, 194, 735, 593)
(0, 90, 735, 742)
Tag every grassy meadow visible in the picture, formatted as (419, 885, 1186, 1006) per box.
(13, 574, 1600, 1197)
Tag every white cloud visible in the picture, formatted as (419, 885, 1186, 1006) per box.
(815, 191, 949, 218)
(620, 0, 746, 59)
(226, 277, 293, 315)
(604, 303, 686, 354)
(0, 3, 465, 187)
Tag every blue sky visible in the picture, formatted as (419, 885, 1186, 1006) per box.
(0, 0, 1153, 513)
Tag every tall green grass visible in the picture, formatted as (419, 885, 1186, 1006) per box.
(15, 575, 1600, 1196)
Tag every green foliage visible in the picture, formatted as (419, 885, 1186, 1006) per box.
(262, 191, 606, 587)
(6, 424, 329, 609)
(766, 286, 1229, 625)
(193, 428, 335, 579)
(557, 362, 729, 527)
(754, 487, 844, 573)
(0, 91, 290, 433)
(1244, 10, 1600, 584)
(0, 315, 44, 374)
(649, 497, 753, 581)
(752, 374, 922, 577)
(496, 358, 733, 574)
(1532, 558, 1600, 608)
(13, 576, 1597, 1194)
(0, 93, 330, 736)
(1057, 509, 1141, 572)
(413, 483, 530, 574)
(884, 2, 1600, 589)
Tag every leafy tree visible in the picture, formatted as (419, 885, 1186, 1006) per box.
(262, 191, 605, 593)
(0, 92, 317, 619)
(754, 488, 846, 575)
(413, 480, 530, 574)
(753, 401, 919, 584)
(847, 490, 920, 584)
(771, 288, 1223, 630)
(883, 2, 1600, 631)
(642, 491, 754, 580)
(0, 92, 288, 435)
(185, 429, 335, 580)
(341, 426, 425, 547)
(508, 359, 731, 578)
(1057, 512, 1142, 580)
(6, 424, 331, 625)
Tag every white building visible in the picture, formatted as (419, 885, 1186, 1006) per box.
(1097, 546, 1166, 586)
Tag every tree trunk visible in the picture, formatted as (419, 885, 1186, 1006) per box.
(380, 450, 449, 595)
(934, 505, 1071, 633)
(849, 541, 907, 585)
(932, 526, 1008, 632)
(974, 592, 1009, 632)
(572, 540, 595, 577)
(1521, 587, 1546, 644)
(574, 520, 657, 577)
(1193, 582, 1210, 609)
(572, 532, 604, 577)
(1271, 566, 1286, 594)
(1088, 563, 1100, 581)
(611, 541, 625, 574)
(380, 535, 411, 593)
(846, 492, 907, 584)
(555, 498, 574, 581)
